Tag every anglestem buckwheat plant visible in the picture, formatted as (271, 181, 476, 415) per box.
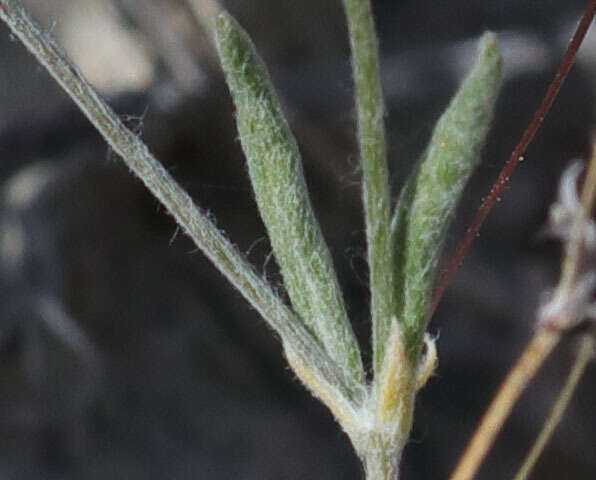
(0, 0, 593, 479)
(215, 7, 500, 477)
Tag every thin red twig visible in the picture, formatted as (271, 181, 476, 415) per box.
(431, 0, 596, 316)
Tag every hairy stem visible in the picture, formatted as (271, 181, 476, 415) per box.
(0, 0, 357, 414)
(363, 440, 402, 480)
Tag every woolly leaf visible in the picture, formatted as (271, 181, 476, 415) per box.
(341, 0, 394, 375)
(216, 12, 365, 398)
(395, 32, 502, 355)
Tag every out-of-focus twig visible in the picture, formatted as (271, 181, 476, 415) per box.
(114, 0, 206, 93)
(512, 333, 595, 480)
(186, 0, 222, 48)
(448, 328, 559, 480)
(449, 142, 596, 480)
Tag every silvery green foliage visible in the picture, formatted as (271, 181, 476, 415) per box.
(0, 0, 503, 477)
(216, 9, 502, 478)
(341, 0, 394, 375)
(0, 0, 357, 424)
(216, 13, 365, 400)
(390, 33, 502, 356)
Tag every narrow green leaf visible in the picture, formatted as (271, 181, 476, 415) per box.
(396, 32, 502, 355)
(341, 0, 393, 376)
(389, 166, 419, 322)
(216, 12, 365, 398)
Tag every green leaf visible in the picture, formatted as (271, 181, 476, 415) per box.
(389, 165, 420, 324)
(341, 0, 393, 375)
(216, 12, 365, 399)
(395, 32, 502, 355)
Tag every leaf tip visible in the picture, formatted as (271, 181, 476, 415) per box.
(215, 10, 246, 60)
(479, 31, 499, 56)
(477, 31, 503, 84)
(215, 10, 233, 34)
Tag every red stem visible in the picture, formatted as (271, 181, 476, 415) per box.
(431, 0, 596, 315)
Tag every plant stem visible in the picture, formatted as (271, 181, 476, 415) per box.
(449, 328, 560, 480)
(512, 333, 595, 480)
(0, 0, 356, 412)
(431, 0, 596, 317)
(363, 444, 401, 480)
(560, 139, 596, 291)
(341, 0, 393, 373)
(449, 142, 596, 480)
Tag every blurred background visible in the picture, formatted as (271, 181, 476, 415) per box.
(0, 0, 595, 478)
